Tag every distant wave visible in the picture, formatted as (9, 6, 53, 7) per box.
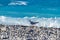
(0, 0, 59, 7)
(8, 1, 28, 6)
(0, 16, 60, 28)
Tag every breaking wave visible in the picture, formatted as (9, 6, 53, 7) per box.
(0, 16, 60, 28)
(8, 1, 28, 6)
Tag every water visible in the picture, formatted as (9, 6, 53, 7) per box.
(0, 0, 60, 17)
(0, 0, 60, 28)
(0, 6, 59, 18)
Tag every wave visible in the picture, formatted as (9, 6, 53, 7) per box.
(0, 16, 60, 28)
(8, 1, 28, 6)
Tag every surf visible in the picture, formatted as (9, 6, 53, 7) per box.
(0, 16, 60, 28)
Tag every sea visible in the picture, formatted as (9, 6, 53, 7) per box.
(0, 0, 60, 28)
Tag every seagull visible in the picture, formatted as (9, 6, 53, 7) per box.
(29, 20, 39, 25)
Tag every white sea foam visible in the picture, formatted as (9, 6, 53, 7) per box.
(0, 16, 60, 28)
(8, 1, 28, 6)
